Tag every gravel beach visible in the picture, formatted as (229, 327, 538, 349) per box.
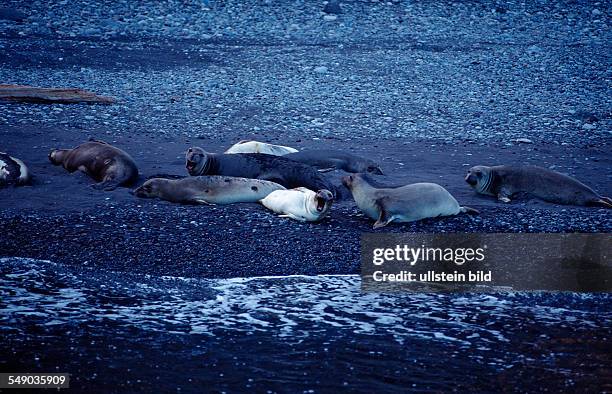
(1, 0, 610, 278)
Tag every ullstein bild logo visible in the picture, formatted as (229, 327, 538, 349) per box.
(361, 233, 612, 292)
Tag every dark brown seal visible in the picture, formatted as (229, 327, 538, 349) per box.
(185, 147, 338, 197)
(284, 149, 383, 174)
(49, 139, 138, 190)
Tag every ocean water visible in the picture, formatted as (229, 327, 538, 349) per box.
(1, 257, 611, 392)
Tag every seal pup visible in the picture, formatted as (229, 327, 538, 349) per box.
(465, 165, 612, 208)
(225, 140, 298, 156)
(284, 149, 383, 174)
(343, 173, 478, 228)
(185, 147, 338, 197)
(0, 152, 31, 187)
(260, 187, 334, 222)
(49, 139, 138, 190)
(133, 176, 285, 204)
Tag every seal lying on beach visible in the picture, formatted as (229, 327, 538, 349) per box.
(49, 139, 138, 190)
(284, 150, 383, 174)
(260, 187, 334, 222)
(133, 176, 285, 204)
(465, 165, 612, 208)
(0, 152, 30, 187)
(343, 173, 478, 228)
(185, 147, 338, 197)
(225, 140, 298, 156)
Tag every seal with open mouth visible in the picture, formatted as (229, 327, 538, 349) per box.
(185, 147, 338, 198)
(343, 173, 478, 228)
(133, 175, 285, 204)
(49, 139, 138, 190)
(284, 149, 383, 174)
(465, 165, 612, 208)
(224, 140, 298, 156)
(259, 187, 334, 222)
(0, 152, 31, 187)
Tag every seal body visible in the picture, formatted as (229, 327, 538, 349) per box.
(49, 140, 138, 190)
(133, 175, 285, 204)
(185, 147, 338, 197)
(225, 140, 298, 156)
(343, 173, 478, 228)
(0, 152, 30, 187)
(284, 149, 383, 174)
(465, 165, 612, 208)
(260, 187, 334, 222)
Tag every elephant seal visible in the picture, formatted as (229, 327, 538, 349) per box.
(133, 175, 285, 204)
(185, 147, 338, 197)
(225, 140, 298, 156)
(0, 152, 30, 187)
(465, 165, 612, 208)
(260, 187, 334, 222)
(284, 149, 383, 174)
(49, 139, 138, 190)
(343, 173, 478, 228)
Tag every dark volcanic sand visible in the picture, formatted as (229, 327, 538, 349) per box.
(1, 126, 610, 278)
(0, 0, 610, 278)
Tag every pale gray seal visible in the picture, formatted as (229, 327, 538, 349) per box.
(49, 139, 138, 190)
(185, 147, 338, 197)
(260, 187, 334, 222)
(133, 176, 285, 204)
(225, 140, 298, 155)
(284, 149, 383, 174)
(343, 173, 478, 228)
(465, 165, 612, 208)
(0, 152, 30, 187)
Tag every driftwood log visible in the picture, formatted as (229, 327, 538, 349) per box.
(0, 84, 116, 104)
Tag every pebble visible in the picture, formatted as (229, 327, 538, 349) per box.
(314, 66, 329, 73)
(323, 1, 342, 15)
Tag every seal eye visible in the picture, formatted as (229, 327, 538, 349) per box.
(475, 170, 482, 177)
(251, 186, 258, 191)
(188, 148, 193, 153)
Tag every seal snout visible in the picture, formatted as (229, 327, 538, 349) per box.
(315, 190, 334, 212)
(48, 149, 60, 165)
(186, 159, 197, 172)
(465, 173, 478, 186)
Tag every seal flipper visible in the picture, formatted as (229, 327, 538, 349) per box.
(279, 213, 306, 222)
(588, 198, 612, 209)
(497, 192, 511, 203)
(373, 198, 393, 229)
(193, 199, 215, 205)
(460, 206, 480, 215)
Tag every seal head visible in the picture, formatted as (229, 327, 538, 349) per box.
(465, 165, 494, 195)
(133, 178, 162, 198)
(314, 189, 334, 215)
(185, 146, 211, 176)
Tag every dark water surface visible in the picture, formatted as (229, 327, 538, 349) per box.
(1, 257, 611, 392)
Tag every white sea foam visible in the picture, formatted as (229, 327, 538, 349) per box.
(1, 257, 610, 349)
